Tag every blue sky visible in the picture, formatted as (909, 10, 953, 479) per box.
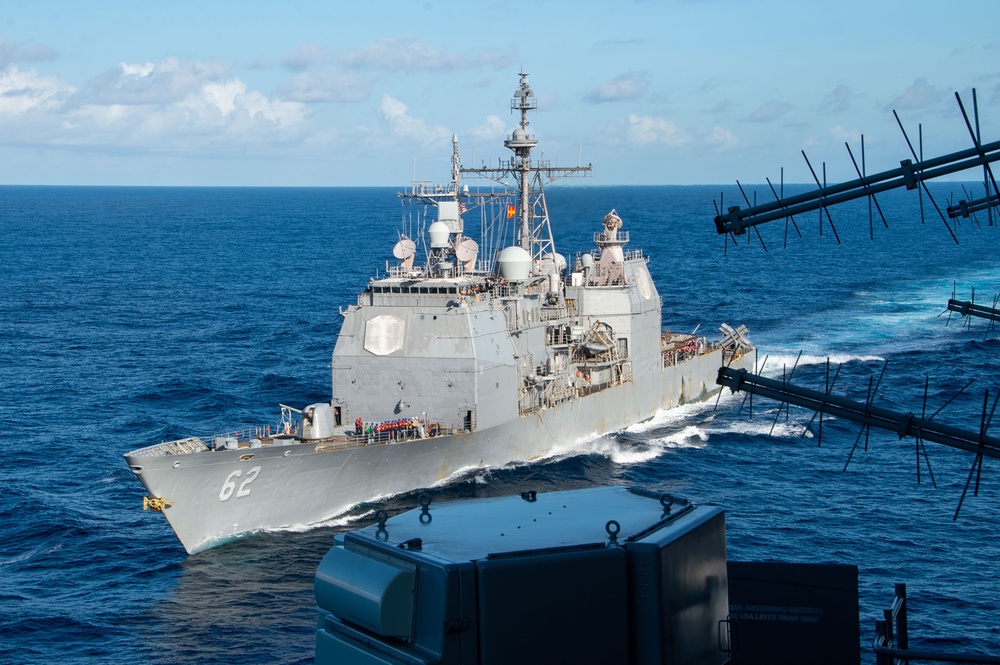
(1, 0, 998, 186)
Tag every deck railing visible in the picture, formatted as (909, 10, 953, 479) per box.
(874, 583, 1000, 664)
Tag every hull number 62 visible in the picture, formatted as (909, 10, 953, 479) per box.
(219, 466, 262, 501)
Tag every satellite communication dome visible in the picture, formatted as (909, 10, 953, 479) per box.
(428, 221, 450, 248)
(497, 246, 531, 281)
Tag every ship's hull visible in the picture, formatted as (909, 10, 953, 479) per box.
(126, 349, 750, 554)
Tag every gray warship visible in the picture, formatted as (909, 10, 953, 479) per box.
(124, 74, 754, 554)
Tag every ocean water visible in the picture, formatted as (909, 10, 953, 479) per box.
(2, 183, 999, 664)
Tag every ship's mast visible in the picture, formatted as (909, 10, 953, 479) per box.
(506, 72, 539, 250)
(462, 72, 592, 265)
(450, 133, 461, 203)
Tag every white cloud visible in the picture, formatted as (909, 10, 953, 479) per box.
(820, 84, 852, 113)
(698, 78, 724, 94)
(745, 101, 792, 123)
(73, 58, 231, 106)
(706, 125, 739, 151)
(467, 114, 505, 141)
(341, 37, 513, 71)
(279, 67, 371, 102)
(272, 37, 514, 104)
(703, 99, 736, 115)
(626, 113, 692, 147)
(378, 94, 408, 122)
(584, 71, 649, 103)
(240, 89, 306, 127)
(0, 65, 74, 116)
(281, 44, 328, 72)
(377, 93, 451, 145)
(0, 36, 59, 68)
(201, 80, 241, 116)
(120, 62, 155, 78)
(884, 78, 950, 111)
(0, 57, 306, 152)
(619, 114, 736, 152)
(828, 124, 861, 145)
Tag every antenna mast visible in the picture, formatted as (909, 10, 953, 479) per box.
(461, 72, 592, 262)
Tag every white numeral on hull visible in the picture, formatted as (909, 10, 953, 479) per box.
(219, 466, 261, 501)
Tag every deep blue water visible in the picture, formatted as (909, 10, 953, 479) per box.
(2, 184, 999, 664)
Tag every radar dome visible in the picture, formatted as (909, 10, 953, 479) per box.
(497, 246, 531, 282)
(428, 221, 450, 248)
(544, 252, 567, 274)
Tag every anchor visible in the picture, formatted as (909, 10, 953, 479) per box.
(143, 496, 175, 512)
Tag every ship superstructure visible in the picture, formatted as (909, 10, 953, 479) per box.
(124, 74, 754, 554)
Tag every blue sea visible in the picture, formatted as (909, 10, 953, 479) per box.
(2, 183, 999, 664)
